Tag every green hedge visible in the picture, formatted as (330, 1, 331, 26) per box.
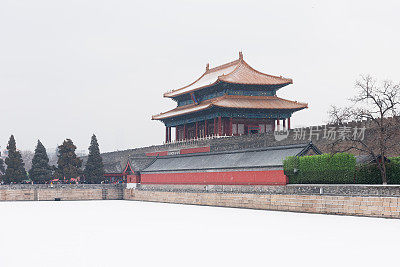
(389, 162, 400, 184)
(284, 154, 400, 184)
(356, 161, 400, 184)
(355, 164, 381, 184)
(284, 153, 356, 184)
(283, 156, 299, 178)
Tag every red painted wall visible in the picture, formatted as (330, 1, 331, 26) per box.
(180, 146, 211, 154)
(146, 146, 211, 157)
(141, 170, 287, 185)
(145, 151, 169, 157)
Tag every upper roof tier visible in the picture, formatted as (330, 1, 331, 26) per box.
(163, 52, 293, 98)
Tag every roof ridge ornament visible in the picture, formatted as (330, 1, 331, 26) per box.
(206, 63, 210, 71)
(163, 52, 294, 98)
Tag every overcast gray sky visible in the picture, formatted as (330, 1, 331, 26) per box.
(1, 0, 399, 153)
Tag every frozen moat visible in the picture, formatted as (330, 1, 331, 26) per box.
(0, 200, 398, 267)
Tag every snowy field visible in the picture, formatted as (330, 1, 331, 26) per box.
(0, 201, 399, 267)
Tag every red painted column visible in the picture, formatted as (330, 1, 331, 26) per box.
(195, 121, 198, 139)
(183, 124, 186, 140)
(165, 126, 169, 143)
(214, 118, 216, 135)
(229, 117, 233, 136)
(176, 127, 178, 141)
(288, 117, 291, 130)
(218, 116, 222, 136)
(277, 118, 280, 131)
(283, 119, 286, 129)
(205, 120, 208, 137)
(168, 127, 172, 142)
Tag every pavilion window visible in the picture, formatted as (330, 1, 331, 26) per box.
(178, 129, 184, 140)
(199, 125, 205, 138)
(238, 124, 245, 135)
(187, 126, 196, 139)
(232, 124, 238, 135)
(208, 123, 214, 136)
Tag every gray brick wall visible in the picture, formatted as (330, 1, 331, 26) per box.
(94, 119, 400, 166)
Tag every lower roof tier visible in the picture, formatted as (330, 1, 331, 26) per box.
(152, 95, 308, 121)
(141, 143, 321, 173)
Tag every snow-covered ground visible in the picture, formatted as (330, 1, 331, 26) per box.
(0, 200, 398, 267)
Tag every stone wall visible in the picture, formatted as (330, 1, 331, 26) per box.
(0, 184, 124, 201)
(138, 184, 400, 197)
(1, 183, 400, 218)
(125, 185, 400, 218)
(93, 118, 400, 167)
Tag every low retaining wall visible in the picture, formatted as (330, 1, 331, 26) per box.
(125, 185, 400, 219)
(0, 184, 124, 201)
(1, 184, 399, 218)
(137, 184, 400, 197)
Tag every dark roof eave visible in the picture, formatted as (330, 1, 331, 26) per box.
(146, 143, 312, 160)
(155, 106, 307, 122)
(164, 81, 292, 99)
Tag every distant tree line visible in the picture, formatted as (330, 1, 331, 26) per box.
(0, 134, 105, 184)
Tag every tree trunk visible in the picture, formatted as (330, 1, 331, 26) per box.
(381, 162, 387, 185)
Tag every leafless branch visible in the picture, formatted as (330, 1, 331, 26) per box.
(328, 75, 400, 184)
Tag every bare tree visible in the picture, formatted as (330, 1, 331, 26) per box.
(329, 75, 400, 185)
(328, 105, 352, 125)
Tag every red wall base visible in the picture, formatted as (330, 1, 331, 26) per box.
(141, 170, 287, 185)
(180, 146, 211, 154)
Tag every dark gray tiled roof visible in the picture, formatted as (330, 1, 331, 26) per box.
(142, 143, 320, 173)
(103, 157, 156, 174)
(128, 157, 157, 172)
(356, 155, 389, 164)
(356, 155, 373, 164)
(103, 162, 123, 173)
